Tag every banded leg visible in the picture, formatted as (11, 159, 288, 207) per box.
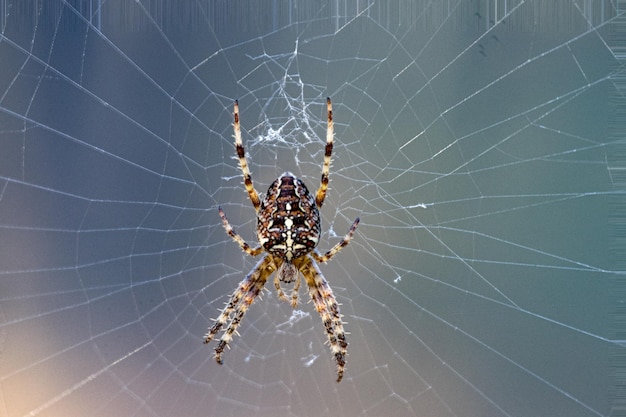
(312, 217, 360, 263)
(205, 256, 274, 363)
(316, 97, 334, 208)
(290, 273, 302, 307)
(233, 100, 261, 210)
(273, 264, 302, 307)
(273, 259, 289, 303)
(298, 256, 347, 382)
(311, 262, 348, 382)
(219, 206, 263, 256)
(203, 271, 256, 345)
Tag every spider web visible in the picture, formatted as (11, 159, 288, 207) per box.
(0, 1, 624, 416)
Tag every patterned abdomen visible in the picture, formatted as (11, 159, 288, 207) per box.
(257, 172, 321, 263)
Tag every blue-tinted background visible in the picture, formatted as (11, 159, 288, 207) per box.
(0, 1, 623, 416)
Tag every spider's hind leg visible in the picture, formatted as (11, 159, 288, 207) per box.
(315, 97, 334, 208)
(233, 100, 261, 210)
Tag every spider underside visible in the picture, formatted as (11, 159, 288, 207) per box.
(204, 98, 359, 382)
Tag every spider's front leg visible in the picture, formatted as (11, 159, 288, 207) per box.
(204, 256, 274, 364)
(298, 256, 348, 382)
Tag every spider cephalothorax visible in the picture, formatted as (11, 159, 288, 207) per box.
(204, 98, 359, 382)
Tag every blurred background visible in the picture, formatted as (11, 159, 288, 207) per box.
(0, 1, 623, 416)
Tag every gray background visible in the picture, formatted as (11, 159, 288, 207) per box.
(0, 1, 623, 416)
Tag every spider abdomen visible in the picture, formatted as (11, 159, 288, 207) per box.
(257, 172, 321, 265)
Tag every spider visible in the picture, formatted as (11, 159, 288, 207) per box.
(204, 98, 359, 382)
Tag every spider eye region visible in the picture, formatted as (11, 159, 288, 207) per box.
(257, 172, 321, 262)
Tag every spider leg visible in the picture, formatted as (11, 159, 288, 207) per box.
(298, 256, 347, 382)
(219, 206, 263, 256)
(272, 258, 301, 307)
(290, 272, 302, 308)
(204, 256, 274, 364)
(233, 100, 261, 210)
(312, 217, 359, 263)
(315, 97, 333, 208)
(273, 258, 289, 303)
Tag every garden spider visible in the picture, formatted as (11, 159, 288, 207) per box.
(204, 98, 359, 382)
